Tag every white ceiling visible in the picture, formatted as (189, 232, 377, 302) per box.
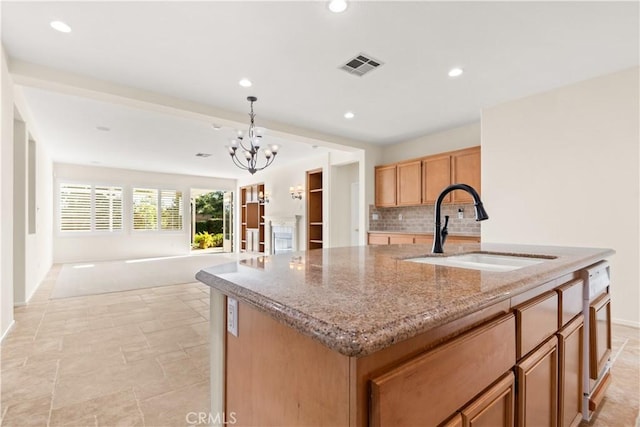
(2, 1, 638, 177)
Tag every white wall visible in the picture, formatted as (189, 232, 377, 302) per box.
(238, 153, 331, 252)
(482, 67, 640, 327)
(1, 46, 15, 337)
(53, 163, 235, 263)
(380, 122, 480, 164)
(330, 162, 359, 248)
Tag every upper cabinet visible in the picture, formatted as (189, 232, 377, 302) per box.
(375, 146, 481, 207)
(451, 147, 481, 204)
(397, 160, 422, 206)
(375, 165, 397, 207)
(423, 154, 452, 205)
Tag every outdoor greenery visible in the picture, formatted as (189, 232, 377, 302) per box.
(195, 192, 223, 218)
(193, 231, 223, 249)
(195, 219, 223, 235)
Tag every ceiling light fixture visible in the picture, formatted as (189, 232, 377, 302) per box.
(448, 67, 464, 77)
(226, 96, 279, 175)
(344, 111, 355, 119)
(239, 78, 252, 88)
(50, 20, 72, 33)
(328, 0, 348, 13)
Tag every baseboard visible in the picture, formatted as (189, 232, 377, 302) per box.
(612, 318, 640, 329)
(1, 320, 15, 343)
(13, 301, 26, 307)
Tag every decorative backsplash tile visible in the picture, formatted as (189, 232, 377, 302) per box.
(369, 203, 481, 235)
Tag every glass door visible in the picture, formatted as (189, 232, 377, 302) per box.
(223, 191, 233, 252)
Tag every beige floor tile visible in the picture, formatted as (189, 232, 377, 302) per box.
(1, 358, 58, 404)
(52, 358, 164, 409)
(121, 342, 183, 364)
(50, 389, 142, 427)
(0, 395, 52, 427)
(138, 381, 210, 427)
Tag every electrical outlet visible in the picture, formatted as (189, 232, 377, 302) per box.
(227, 297, 238, 337)
(457, 208, 464, 219)
(372, 213, 379, 220)
(398, 213, 403, 221)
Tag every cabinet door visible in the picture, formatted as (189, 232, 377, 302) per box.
(516, 336, 559, 427)
(368, 234, 390, 245)
(558, 315, 583, 427)
(389, 235, 414, 244)
(589, 293, 611, 380)
(397, 160, 422, 206)
(375, 165, 397, 207)
(461, 372, 515, 427)
(423, 155, 451, 204)
(451, 147, 481, 204)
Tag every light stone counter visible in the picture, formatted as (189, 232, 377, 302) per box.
(196, 242, 613, 357)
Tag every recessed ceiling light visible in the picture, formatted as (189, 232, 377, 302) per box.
(50, 20, 72, 33)
(211, 124, 221, 130)
(96, 126, 110, 132)
(448, 67, 464, 77)
(344, 111, 355, 119)
(195, 153, 212, 158)
(328, 0, 348, 13)
(239, 78, 252, 88)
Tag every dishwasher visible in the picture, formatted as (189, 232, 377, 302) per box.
(581, 261, 612, 421)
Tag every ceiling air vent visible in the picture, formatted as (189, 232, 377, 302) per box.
(339, 53, 384, 77)
(195, 153, 212, 158)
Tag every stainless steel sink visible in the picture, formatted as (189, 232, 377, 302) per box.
(404, 252, 551, 272)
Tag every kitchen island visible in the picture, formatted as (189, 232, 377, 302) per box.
(196, 243, 613, 427)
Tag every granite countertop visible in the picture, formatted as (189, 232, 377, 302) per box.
(196, 243, 613, 358)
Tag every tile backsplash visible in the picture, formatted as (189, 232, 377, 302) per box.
(369, 203, 481, 235)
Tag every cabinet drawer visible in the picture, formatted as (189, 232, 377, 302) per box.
(370, 314, 515, 427)
(515, 291, 558, 359)
(414, 236, 433, 245)
(557, 280, 584, 328)
(460, 372, 515, 427)
(389, 235, 414, 244)
(368, 235, 389, 245)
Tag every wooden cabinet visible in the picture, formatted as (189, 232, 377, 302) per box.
(422, 154, 452, 204)
(558, 315, 583, 427)
(396, 160, 422, 205)
(307, 169, 324, 250)
(374, 146, 480, 207)
(240, 183, 265, 253)
(451, 147, 481, 204)
(557, 280, 584, 328)
(514, 291, 558, 359)
(368, 232, 478, 246)
(460, 372, 515, 427)
(370, 314, 515, 427)
(516, 336, 559, 427)
(589, 293, 611, 380)
(375, 165, 397, 207)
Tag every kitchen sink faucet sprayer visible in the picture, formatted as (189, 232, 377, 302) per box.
(432, 184, 488, 254)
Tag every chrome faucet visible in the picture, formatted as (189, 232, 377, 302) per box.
(432, 184, 488, 254)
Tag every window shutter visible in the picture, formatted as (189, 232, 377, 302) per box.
(59, 184, 92, 231)
(95, 186, 123, 231)
(133, 188, 158, 230)
(161, 190, 183, 230)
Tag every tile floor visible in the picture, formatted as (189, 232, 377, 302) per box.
(0, 264, 638, 426)
(1, 265, 210, 426)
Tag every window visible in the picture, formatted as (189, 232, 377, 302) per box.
(161, 190, 183, 230)
(133, 188, 183, 231)
(133, 188, 158, 230)
(59, 183, 123, 232)
(95, 186, 123, 231)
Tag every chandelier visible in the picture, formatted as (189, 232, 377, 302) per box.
(227, 96, 279, 175)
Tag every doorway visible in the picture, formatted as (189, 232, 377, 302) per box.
(190, 189, 231, 253)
